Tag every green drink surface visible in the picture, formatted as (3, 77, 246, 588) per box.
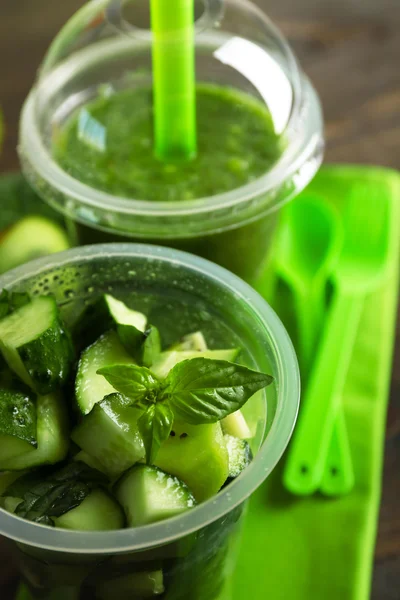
(54, 84, 282, 201)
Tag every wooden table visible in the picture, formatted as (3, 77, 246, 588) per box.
(0, 0, 399, 598)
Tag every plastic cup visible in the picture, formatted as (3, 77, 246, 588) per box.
(19, 0, 324, 282)
(0, 243, 299, 599)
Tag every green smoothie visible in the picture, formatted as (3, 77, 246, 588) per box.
(54, 83, 282, 201)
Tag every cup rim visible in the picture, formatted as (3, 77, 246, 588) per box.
(19, 12, 309, 218)
(0, 243, 299, 553)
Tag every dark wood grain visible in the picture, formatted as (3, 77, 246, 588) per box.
(0, 0, 399, 598)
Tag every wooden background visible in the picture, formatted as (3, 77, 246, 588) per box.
(0, 0, 399, 597)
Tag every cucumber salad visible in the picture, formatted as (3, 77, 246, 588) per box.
(0, 290, 272, 531)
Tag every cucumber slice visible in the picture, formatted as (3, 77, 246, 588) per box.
(0, 216, 70, 275)
(73, 294, 147, 349)
(0, 388, 37, 445)
(170, 331, 208, 352)
(151, 348, 240, 380)
(221, 410, 252, 440)
(155, 422, 229, 502)
(72, 394, 144, 478)
(96, 570, 164, 600)
(0, 296, 74, 395)
(115, 465, 196, 527)
(0, 393, 69, 470)
(105, 295, 147, 331)
(225, 434, 252, 479)
(75, 330, 134, 415)
(53, 489, 124, 531)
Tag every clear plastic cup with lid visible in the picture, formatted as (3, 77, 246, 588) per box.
(0, 243, 299, 599)
(19, 0, 324, 282)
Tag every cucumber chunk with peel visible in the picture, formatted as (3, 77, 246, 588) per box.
(155, 422, 229, 501)
(73, 294, 147, 349)
(72, 395, 144, 478)
(225, 434, 253, 479)
(221, 410, 252, 440)
(0, 393, 69, 470)
(105, 295, 147, 331)
(54, 489, 124, 531)
(0, 296, 73, 394)
(0, 216, 69, 275)
(115, 465, 196, 527)
(75, 330, 134, 415)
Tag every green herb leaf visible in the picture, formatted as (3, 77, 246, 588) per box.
(97, 364, 160, 404)
(138, 402, 174, 464)
(10, 462, 108, 525)
(164, 358, 273, 424)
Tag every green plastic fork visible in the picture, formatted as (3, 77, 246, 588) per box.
(284, 185, 392, 495)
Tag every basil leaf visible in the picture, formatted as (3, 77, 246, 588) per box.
(117, 324, 146, 357)
(138, 402, 174, 464)
(5, 470, 50, 499)
(12, 462, 107, 524)
(18, 482, 88, 523)
(97, 364, 160, 403)
(165, 358, 273, 424)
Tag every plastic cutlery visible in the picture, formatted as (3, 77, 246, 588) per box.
(284, 186, 391, 495)
(320, 409, 354, 496)
(275, 195, 354, 495)
(274, 195, 343, 372)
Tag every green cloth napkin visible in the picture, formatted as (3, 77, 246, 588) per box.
(4, 166, 400, 600)
(232, 166, 400, 600)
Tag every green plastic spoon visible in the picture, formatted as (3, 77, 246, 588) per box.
(284, 186, 392, 495)
(274, 196, 354, 496)
(320, 408, 354, 496)
(274, 196, 343, 372)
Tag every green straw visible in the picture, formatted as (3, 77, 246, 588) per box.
(150, 0, 197, 161)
